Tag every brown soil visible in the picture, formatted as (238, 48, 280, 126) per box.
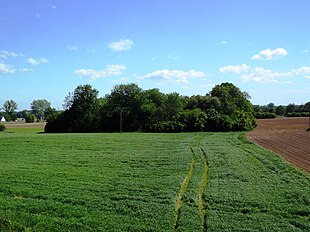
(4, 122, 46, 129)
(247, 117, 310, 173)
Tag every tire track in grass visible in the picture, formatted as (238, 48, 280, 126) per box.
(173, 145, 197, 230)
(199, 147, 209, 231)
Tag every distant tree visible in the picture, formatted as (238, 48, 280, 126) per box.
(304, 102, 310, 112)
(266, 103, 275, 113)
(275, 105, 285, 116)
(31, 99, 51, 120)
(22, 110, 36, 123)
(286, 103, 297, 114)
(2, 100, 18, 121)
(62, 92, 73, 110)
(252, 105, 262, 112)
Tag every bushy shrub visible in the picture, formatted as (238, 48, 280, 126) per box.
(150, 120, 184, 133)
(232, 111, 257, 131)
(0, 124, 5, 131)
(175, 109, 207, 132)
(204, 109, 233, 132)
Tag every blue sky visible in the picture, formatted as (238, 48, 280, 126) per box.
(0, 0, 309, 110)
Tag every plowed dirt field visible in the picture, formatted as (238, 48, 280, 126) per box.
(247, 117, 310, 172)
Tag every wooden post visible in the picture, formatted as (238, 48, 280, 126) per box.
(120, 108, 123, 133)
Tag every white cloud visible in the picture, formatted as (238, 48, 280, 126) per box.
(0, 62, 15, 74)
(167, 55, 180, 60)
(251, 48, 288, 60)
(220, 40, 228, 45)
(219, 64, 250, 74)
(219, 64, 297, 83)
(75, 64, 127, 81)
(139, 69, 206, 84)
(296, 66, 310, 74)
(302, 49, 309, 53)
(0, 50, 24, 59)
(19, 68, 34, 73)
(67, 46, 78, 51)
(26, 57, 49, 65)
(108, 39, 134, 52)
(241, 67, 292, 83)
(305, 75, 310, 79)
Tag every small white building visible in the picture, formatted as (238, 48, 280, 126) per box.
(0, 116, 6, 122)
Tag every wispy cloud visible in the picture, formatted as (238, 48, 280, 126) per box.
(139, 69, 206, 84)
(0, 62, 15, 74)
(26, 57, 49, 65)
(108, 39, 134, 52)
(19, 68, 34, 73)
(219, 64, 250, 74)
(75, 64, 127, 81)
(241, 67, 292, 83)
(219, 64, 310, 83)
(67, 46, 78, 51)
(251, 48, 288, 60)
(220, 40, 228, 45)
(302, 49, 309, 54)
(305, 75, 310, 79)
(167, 55, 180, 60)
(0, 50, 24, 59)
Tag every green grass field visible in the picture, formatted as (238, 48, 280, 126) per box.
(0, 128, 309, 231)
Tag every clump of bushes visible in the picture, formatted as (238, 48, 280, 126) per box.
(0, 123, 5, 131)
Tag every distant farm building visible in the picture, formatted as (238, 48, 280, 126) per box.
(0, 116, 5, 122)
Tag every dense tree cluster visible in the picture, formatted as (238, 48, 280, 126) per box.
(45, 82, 257, 133)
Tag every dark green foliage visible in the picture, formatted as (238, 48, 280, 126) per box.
(0, 123, 5, 131)
(45, 82, 257, 133)
(210, 82, 253, 115)
(231, 111, 257, 131)
(204, 109, 233, 132)
(21, 110, 36, 123)
(45, 85, 100, 132)
(175, 109, 207, 132)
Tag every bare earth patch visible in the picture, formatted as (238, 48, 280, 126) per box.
(4, 122, 46, 129)
(247, 117, 310, 172)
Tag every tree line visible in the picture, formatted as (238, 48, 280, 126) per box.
(0, 99, 51, 122)
(253, 102, 310, 119)
(44, 82, 257, 133)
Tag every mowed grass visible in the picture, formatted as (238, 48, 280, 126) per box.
(0, 129, 309, 231)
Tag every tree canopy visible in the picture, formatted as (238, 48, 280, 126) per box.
(31, 99, 51, 120)
(45, 82, 257, 133)
(2, 99, 18, 121)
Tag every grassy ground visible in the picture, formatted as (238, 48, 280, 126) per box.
(0, 128, 309, 231)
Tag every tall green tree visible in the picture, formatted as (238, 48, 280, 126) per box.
(31, 99, 51, 120)
(105, 83, 144, 131)
(210, 82, 253, 115)
(2, 99, 18, 121)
